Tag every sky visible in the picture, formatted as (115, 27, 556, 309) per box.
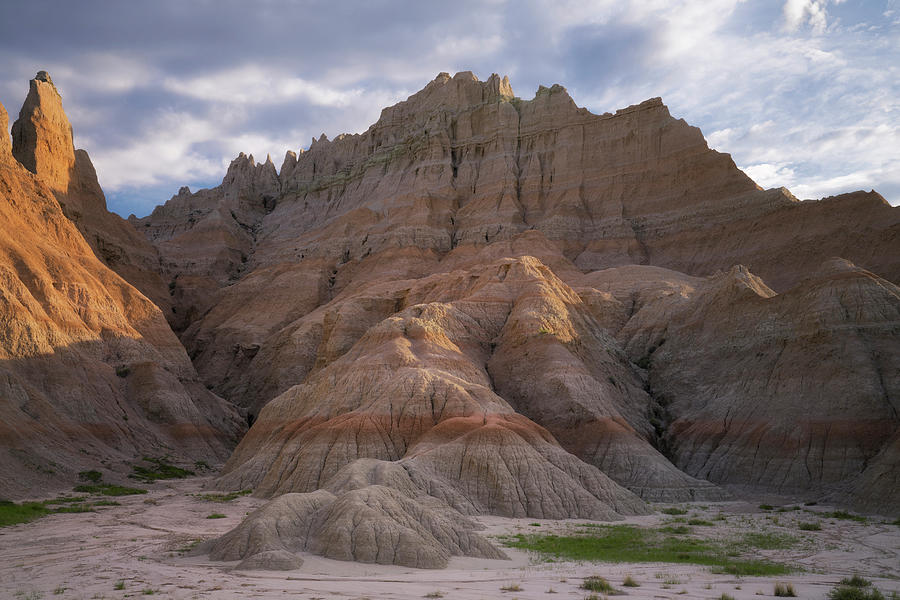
(1, 0, 897, 217)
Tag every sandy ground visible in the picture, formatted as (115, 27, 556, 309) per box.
(1, 478, 897, 599)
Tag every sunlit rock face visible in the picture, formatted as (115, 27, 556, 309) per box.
(0, 77, 245, 500)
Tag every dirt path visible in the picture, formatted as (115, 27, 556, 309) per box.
(1, 478, 897, 599)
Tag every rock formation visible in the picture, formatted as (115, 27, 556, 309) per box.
(2, 69, 898, 569)
(0, 79, 244, 499)
(11, 72, 172, 314)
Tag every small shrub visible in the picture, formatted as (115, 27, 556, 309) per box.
(113, 581, 125, 590)
(688, 518, 714, 526)
(759, 504, 774, 510)
(423, 592, 444, 599)
(581, 576, 620, 594)
(78, 470, 103, 483)
(530, 522, 541, 526)
(623, 576, 639, 587)
(774, 582, 797, 597)
(827, 586, 884, 600)
(115, 365, 130, 377)
(206, 513, 226, 519)
(500, 583, 522, 592)
(130, 457, 194, 482)
(660, 507, 688, 515)
(720, 594, 735, 600)
(142, 589, 156, 596)
(53, 586, 66, 595)
(798, 521, 821, 531)
(839, 576, 871, 588)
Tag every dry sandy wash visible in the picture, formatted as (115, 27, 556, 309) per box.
(0, 478, 898, 599)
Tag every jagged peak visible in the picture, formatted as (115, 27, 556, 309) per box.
(11, 71, 76, 192)
(0, 100, 10, 156)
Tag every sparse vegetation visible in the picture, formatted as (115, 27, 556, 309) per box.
(113, 581, 125, 590)
(660, 525, 692, 534)
(623, 576, 639, 587)
(78, 470, 103, 483)
(500, 583, 522, 592)
(688, 518, 714, 526)
(73, 484, 147, 496)
(501, 525, 792, 576)
(660, 507, 688, 515)
(759, 504, 774, 510)
(130, 456, 194, 482)
(206, 513, 226, 519)
(115, 365, 130, 377)
(739, 532, 798, 550)
(827, 511, 867, 523)
(423, 592, 444, 598)
(827, 576, 885, 600)
(798, 521, 822, 531)
(193, 489, 252, 502)
(581, 577, 620, 594)
(774, 582, 797, 597)
(720, 594, 735, 600)
(840, 576, 871, 588)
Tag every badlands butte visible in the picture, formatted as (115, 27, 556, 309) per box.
(1, 70, 898, 569)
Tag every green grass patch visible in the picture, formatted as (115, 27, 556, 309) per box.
(500, 524, 792, 576)
(659, 525, 692, 534)
(660, 507, 688, 515)
(826, 511, 867, 523)
(130, 456, 194, 483)
(840, 576, 871, 588)
(44, 495, 90, 504)
(0, 500, 50, 527)
(206, 513, 226, 519)
(73, 484, 147, 496)
(688, 518, 715, 526)
(739, 532, 799, 550)
(798, 521, 821, 531)
(759, 504, 775, 510)
(193, 489, 252, 502)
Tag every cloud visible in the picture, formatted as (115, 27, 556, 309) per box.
(1, 0, 897, 215)
(162, 66, 365, 107)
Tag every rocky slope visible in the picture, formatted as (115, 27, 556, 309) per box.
(0, 77, 244, 499)
(2, 70, 897, 569)
(133, 72, 900, 566)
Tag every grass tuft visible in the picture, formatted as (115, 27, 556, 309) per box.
(206, 513, 226, 519)
(798, 521, 822, 531)
(774, 583, 797, 597)
(500, 583, 522, 592)
(581, 576, 620, 594)
(623, 576, 639, 587)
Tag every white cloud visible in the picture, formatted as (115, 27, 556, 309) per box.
(163, 65, 365, 107)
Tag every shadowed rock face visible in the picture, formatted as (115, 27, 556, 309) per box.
(618, 260, 900, 500)
(0, 86, 245, 499)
